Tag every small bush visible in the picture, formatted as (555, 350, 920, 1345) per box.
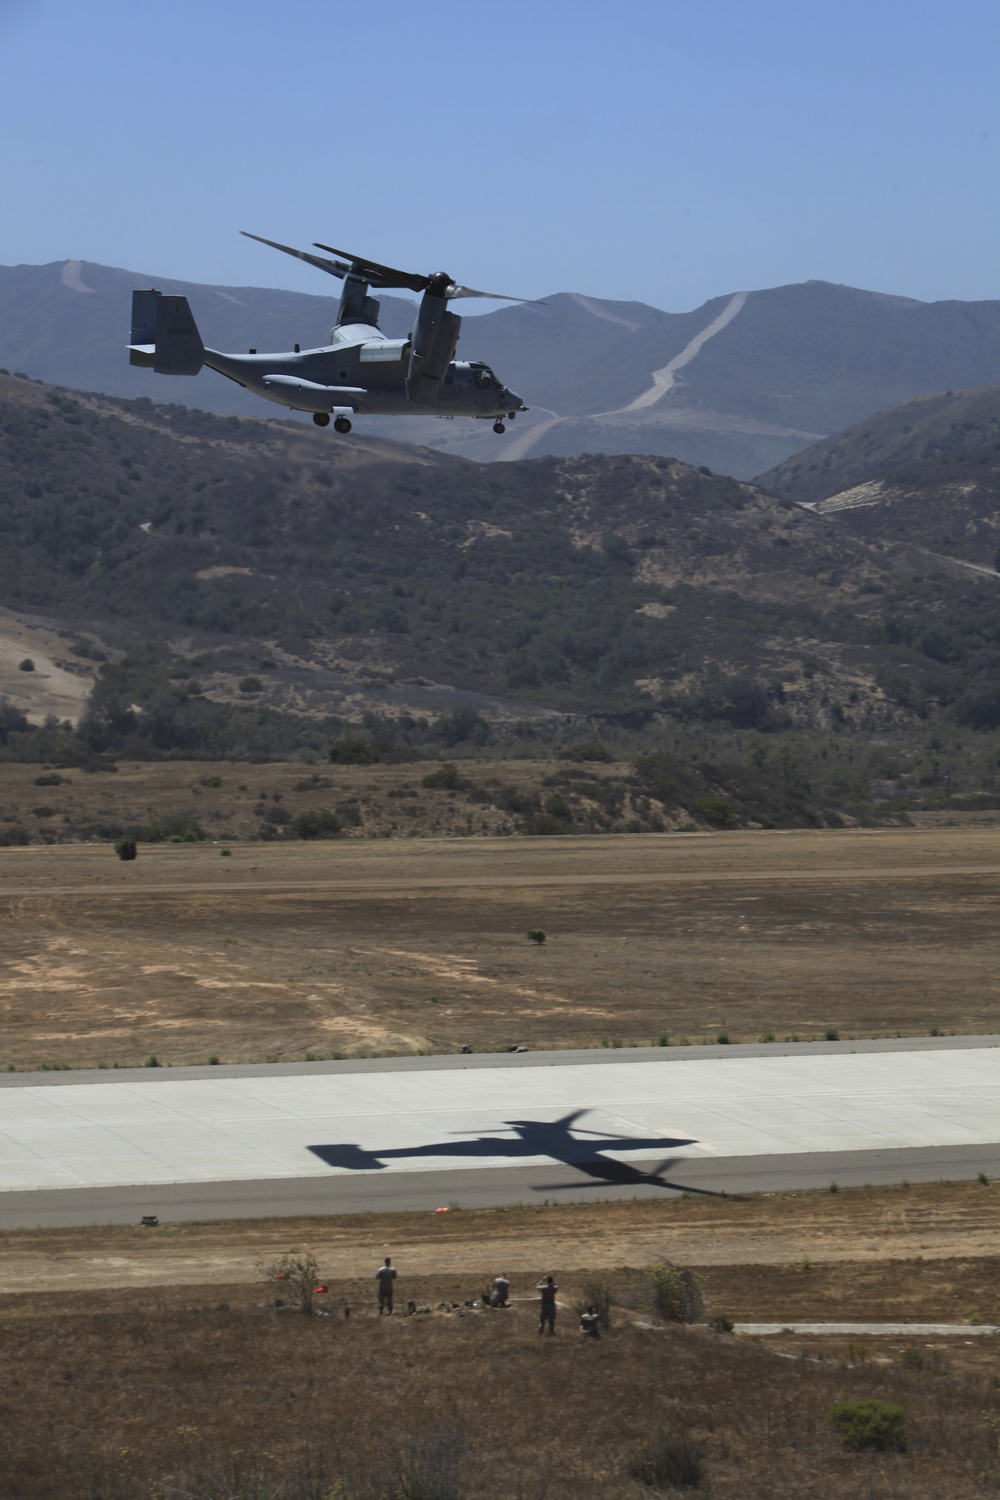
(290, 809, 341, 839)
(690, 794, 738, 828)
(558, 739, 612, 762)
(422, 762, 465, 790)
(140, 816, 205, 844)
(897, 1347, 925, 1371)
(642, 1260, 705, 1324)
(17, 658, 34, 672)
(114, 838, 137, 861)
(34, 773, 66, 787)
(629, 1432, 705, 1489)
(523, 812, 570, 835)
(238, 676, 264, 694)
(329, 737, 381, 765)
(825, 1026, 840, 1041)
(262, 1250, 320, 1315)
(200, 774, 223, 787)
(527, 929, 546, 945)
(830, 1399, 906, 1453)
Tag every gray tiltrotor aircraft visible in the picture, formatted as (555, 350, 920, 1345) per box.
(128, 232, 531, 433)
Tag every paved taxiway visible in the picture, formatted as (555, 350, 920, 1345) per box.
(1, 1037, 999, 1227)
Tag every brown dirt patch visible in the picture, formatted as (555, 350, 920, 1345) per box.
(1, 821, 1000, 1065)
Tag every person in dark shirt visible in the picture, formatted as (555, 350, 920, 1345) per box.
(376, 1257, 397, 1315)
(537, 1275, 558, 1335)
(580, 1304, 601, 1339)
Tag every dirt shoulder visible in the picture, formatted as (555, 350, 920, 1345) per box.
(2, 1180, 999, 1295)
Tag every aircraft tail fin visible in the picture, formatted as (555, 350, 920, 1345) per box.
(128, 289, 159, 367)
(153, 294, 204, 375)
(128, 289, 204, 375)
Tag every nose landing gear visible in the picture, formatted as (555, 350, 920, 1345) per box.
(334, 415, 352, 433)
(493, 420, 506, 434)
(313, 412, 330, 427)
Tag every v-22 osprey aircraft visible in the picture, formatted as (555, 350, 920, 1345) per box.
(128, 232, 532, 434)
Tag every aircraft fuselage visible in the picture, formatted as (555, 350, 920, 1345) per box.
(204, 328, 520, 419)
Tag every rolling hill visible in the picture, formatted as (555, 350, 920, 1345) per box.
(3, 368, 1000, 746)
(6, 260, 1000, 474)
(757, 383, 1000, 573)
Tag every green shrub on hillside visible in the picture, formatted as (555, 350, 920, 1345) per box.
(830, 1399, 906, 1453)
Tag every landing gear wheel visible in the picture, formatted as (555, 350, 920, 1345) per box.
(313, 412, 330, 427)
(493, 420, 506, 434)
(508, 411, 517, 420)
(334, 416, 352, 433)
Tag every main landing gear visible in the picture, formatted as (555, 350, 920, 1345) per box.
(334, 415, 352, 433)
(313, 412, 330, 427)
(493, 420, 506, 434)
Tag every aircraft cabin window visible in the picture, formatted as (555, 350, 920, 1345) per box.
(360, 339, 408, 364)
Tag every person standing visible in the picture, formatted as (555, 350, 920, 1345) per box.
(492, 1273, 511, 1308)
(537, 1274, 558, 1335)
(376, 1256, 397, 1315)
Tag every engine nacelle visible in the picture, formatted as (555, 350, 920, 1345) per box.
(406, 288, 461, 406)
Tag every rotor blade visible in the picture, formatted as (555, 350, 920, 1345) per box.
(313, 242, 430, 293)
(241, 231, 352, 281)
(446, 284, 544, 304)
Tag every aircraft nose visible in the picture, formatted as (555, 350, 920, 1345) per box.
(503, 388, 526, 411)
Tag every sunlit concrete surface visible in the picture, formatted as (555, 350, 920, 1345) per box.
(735, 1324, 1000, 1336)
(1, 1047, 1000, 1194)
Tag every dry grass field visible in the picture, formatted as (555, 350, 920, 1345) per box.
(1, 817, 999, 1067)
(4, 1184, 1000, 1498)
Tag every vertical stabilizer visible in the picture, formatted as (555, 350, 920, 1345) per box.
(129, 289, 160, 366)
(152, 295, 205, 376)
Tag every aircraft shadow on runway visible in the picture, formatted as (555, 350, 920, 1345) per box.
(308, 1110, 722, 1196)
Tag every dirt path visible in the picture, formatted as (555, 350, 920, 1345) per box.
(623, 290, 749, 411)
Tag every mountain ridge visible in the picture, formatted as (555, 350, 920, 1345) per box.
(6, 260, 1000, 474)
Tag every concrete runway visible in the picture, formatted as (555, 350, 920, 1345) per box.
(1, 1036, 999, 1227)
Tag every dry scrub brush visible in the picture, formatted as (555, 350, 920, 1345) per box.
(2, 1284, 999, 1498)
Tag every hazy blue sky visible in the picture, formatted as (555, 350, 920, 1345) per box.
(2, 0, 999, 311)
